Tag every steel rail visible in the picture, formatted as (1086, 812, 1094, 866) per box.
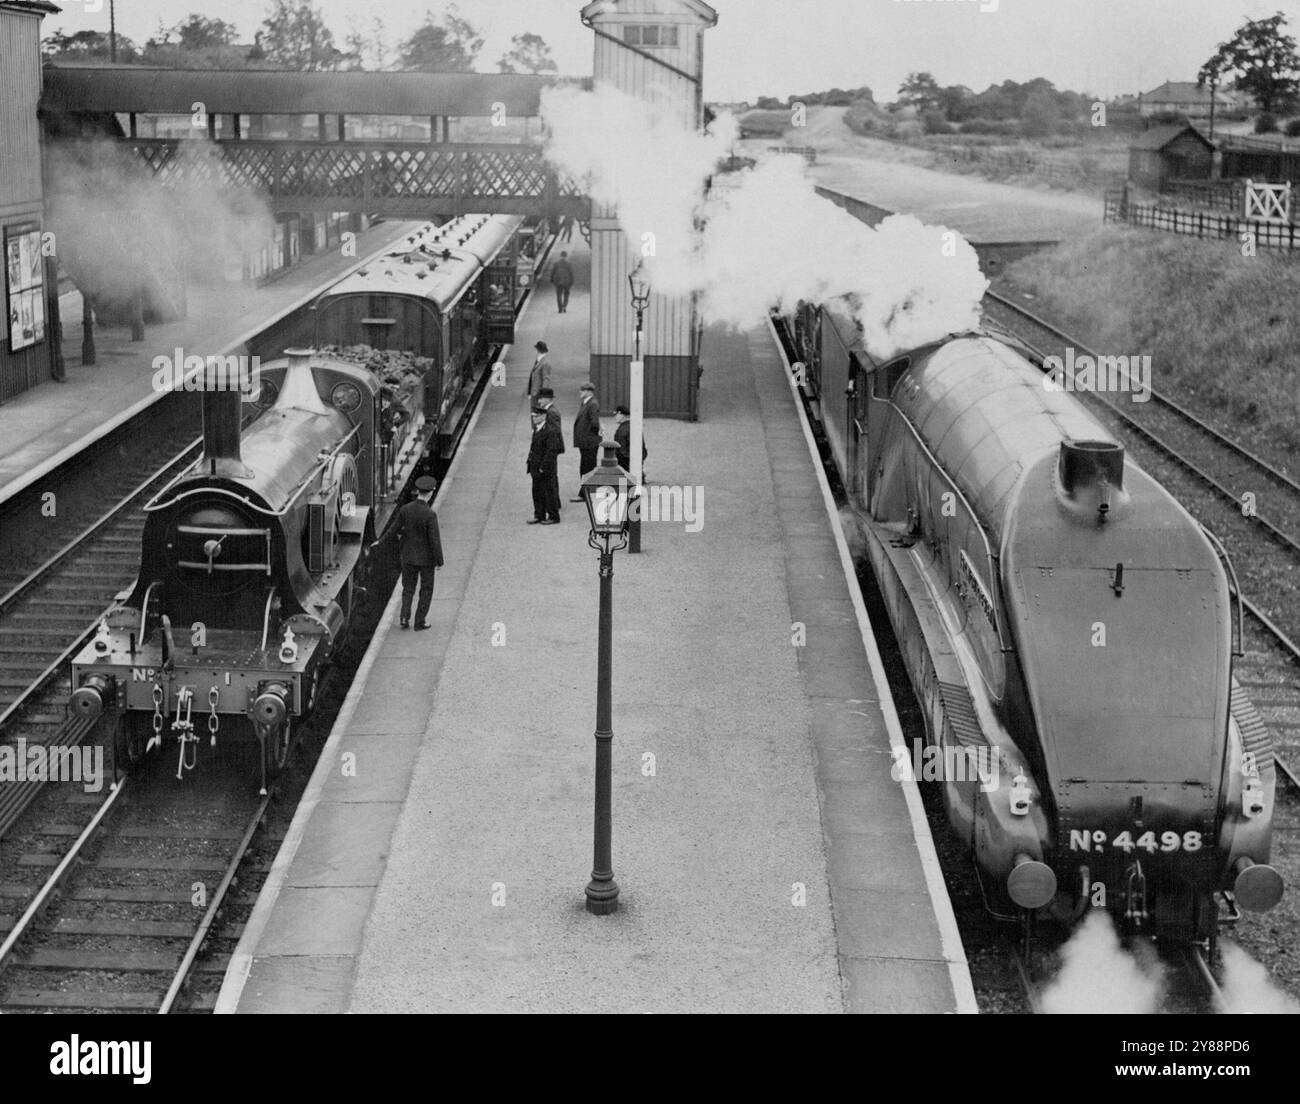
(985, 290, 1300, 501)
(0, 438, 200, 616)
(159, 790, 273, 1014)
(0, 778, 127, 968)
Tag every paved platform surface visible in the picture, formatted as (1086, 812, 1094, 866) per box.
(216, 234, 975, 1014)
(0, 220, 424, 506)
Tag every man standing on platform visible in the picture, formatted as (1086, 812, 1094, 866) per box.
(527, 341, 550, 399)
(526, 405, 563, 525)
(571, 382, 602, 502)
(396, 475, 444, 630)
(550, 251, 574, 313)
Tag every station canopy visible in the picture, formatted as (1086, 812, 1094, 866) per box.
(42, 64, 590, 119)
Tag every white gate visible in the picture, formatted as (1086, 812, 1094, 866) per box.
(1244, 179, 1292, 223)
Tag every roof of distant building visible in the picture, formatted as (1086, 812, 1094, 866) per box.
(1143, 81, 1233, 106)
(1129, 123, 1215, 151)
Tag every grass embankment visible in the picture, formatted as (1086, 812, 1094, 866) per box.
(1002, 227, 1300, 454)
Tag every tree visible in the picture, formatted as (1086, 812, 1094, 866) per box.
(398, 4, 483, 72)
(1021, 90, 1059, 137)
(169, 15, 239, 50)
(259, 0, 343, 71)
(344, 16, 389, 70)
(1198, 11, 1300, 114)
(897, 71, 942, 113)
(497, 32, 557, 75)
(43, 29, 141, 63)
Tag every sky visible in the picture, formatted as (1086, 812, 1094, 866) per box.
(41, 0, 1300, 103)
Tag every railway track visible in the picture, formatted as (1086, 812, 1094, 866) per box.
(0, 438, 204, 838)
(0, 755, 275, 1013)
(983, 291, 1300, 795)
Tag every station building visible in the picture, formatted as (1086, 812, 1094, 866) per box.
(0, 0, 60, 403)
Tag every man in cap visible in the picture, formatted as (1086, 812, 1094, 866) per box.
(613, 405, 648, 482)
(526, 341, 551, 399)
(571, 382, 602, 502)
(396, 475, 444, 630)
(526, 404, 564, 524)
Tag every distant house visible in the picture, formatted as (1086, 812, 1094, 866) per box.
(1129, 124, 1216, 190)
(1139, 81, 1234, 119)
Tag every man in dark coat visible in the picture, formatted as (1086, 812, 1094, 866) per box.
(526, 405, 564, 524)
(571, 382, 602, 501)
(613, 405, 648, 482)
(550, 251, 574, 313)
(396, 475, 444, 630)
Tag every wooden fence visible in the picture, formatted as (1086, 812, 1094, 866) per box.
(1104, 185, 1300, 251)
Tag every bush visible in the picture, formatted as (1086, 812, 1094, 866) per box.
(960, 118, 1020, 136)
(1286, 118, 1300, 137)
(921, 110, 953, 135)
(1255, 112, 1279, 133)
(894, 120, 924, 141)
(1147, 110, 1189, 127)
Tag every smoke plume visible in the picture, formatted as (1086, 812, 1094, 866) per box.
(541, 85, 987, 359)
(1040, 910, 1165, 1014)
(1219, 943, 1300, 1014)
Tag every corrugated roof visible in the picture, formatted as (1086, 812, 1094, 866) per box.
(0, 1, 61, 15)
(1130, 124, 1213, 151)
(41, 65, 589, 116)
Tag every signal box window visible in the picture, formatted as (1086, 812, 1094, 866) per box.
(623, 25, 679, 47)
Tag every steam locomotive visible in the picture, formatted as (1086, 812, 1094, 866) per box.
(788, 302, 1284, 944)
(68, 214, 532, 791)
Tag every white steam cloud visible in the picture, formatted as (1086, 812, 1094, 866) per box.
(541, 85, 988, 359)
(1040, 910, 1165, 1014)
(1219, 943, 1300, 1014)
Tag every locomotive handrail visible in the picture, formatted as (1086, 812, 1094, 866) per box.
(146, 485, 277, 515)
(1200, 524, 1246, 660)
(260, 588, 277, 654)
(869, 388, 1013, 655)
(139, 580, 162, 646)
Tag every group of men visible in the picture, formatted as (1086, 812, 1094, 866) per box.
(395, 244, 647, 626)
(525, 342, 603, 525)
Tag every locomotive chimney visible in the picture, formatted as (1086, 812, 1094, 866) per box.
(201, 362, 254, 479)
(1059, 439, 1125, 496)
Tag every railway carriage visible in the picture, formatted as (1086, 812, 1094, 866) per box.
(788, 302, 1283, 944)
(68, 214, 533, 791)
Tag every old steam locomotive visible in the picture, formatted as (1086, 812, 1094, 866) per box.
(68, 214, 531, 791)
(789, 303, 1283, 944)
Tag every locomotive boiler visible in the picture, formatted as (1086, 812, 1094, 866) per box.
(789, 303, 1283, 944)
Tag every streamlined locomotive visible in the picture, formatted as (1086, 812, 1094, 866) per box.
(789, 303, 1283, 943)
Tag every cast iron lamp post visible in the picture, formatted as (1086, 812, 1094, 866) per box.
(627, 264, 650, 554)
(579, 441, 631, 914)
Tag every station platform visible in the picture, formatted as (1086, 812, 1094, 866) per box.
(215, 236, 976, 1014)
(0, 220, 425, 507)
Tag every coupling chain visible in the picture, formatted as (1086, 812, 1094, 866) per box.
(208, 685, 220, 746)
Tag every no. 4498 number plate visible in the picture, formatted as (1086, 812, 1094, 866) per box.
(1068, 829, 1206, 853)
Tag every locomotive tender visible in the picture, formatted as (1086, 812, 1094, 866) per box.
(69, 214, 530, 791)
(789, 302, 1283, 943)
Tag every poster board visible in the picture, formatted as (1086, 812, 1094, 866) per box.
(4, 223, 45, 352)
